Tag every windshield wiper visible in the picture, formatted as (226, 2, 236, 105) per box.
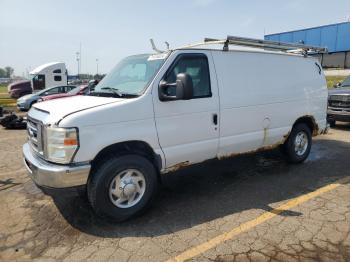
(92, 87, 139, 98)
(101, 87, 123, 97)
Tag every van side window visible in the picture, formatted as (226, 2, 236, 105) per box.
(53, 69, 61, 73)
(54, 75, 62, 81)
(163, 54, 211, 98)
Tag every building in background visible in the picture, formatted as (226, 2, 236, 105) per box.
(265, 22, 350, 68)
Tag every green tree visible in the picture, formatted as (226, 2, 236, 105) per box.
(0, 68, 6, 78)
(93, 74, 105, 80)
(4, 66, 14, 78)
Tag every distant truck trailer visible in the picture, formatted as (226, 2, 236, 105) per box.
(0, 78, 11, 84)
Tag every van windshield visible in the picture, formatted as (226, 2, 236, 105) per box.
(94, 54, 166, 96)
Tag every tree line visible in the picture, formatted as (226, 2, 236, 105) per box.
(0, 67, 14, 78)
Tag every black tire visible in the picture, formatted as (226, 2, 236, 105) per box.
(283, 123, 312, 164)
(87, 154, 158, 221)
(328, 120, 336, 128)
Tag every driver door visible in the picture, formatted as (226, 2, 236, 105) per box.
(152, 50, 220, 170)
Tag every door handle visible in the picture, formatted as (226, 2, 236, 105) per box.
(212, 114, 218, 125)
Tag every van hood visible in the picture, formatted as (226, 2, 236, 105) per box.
(29, 95, 122, 125)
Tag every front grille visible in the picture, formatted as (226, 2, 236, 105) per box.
(329, 100, 350, 109)
(330, 94, 350, 102)
(27, 117, 44, 155)
(329, 94, 350, 109)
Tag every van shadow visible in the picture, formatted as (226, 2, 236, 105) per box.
(51, 138, 350, 238)
(332, 122, 350, 131)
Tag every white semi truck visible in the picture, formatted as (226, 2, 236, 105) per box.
(30, 62, 67, 90)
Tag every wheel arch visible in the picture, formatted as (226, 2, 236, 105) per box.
(293, 115, 319, 136)
(90, 140, 163, 179)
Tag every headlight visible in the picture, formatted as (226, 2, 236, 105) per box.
(44, 127, 79, 164)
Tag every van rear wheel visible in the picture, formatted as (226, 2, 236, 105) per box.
(283, 123, 312, 164)
(87, 154, 158, 221)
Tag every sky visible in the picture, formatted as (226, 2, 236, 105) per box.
(1, 0, 350, 76)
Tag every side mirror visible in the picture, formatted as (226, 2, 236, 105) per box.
(159, 73, 193, 101)
(333, 82, 342, 88)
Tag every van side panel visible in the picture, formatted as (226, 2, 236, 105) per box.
(151, 50, 220, 170)
(59, 95, 165, 168)
(211, 51, 327, 157)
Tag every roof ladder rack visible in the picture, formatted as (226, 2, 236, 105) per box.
(203, 35, 328, 55)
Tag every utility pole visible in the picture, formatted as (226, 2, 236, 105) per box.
(96, 58, 99, 75)
(76, 51, 80, 78)
(79, 42, 82, 76)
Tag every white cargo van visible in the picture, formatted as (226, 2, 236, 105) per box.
(30, 62, 67, 90)
(23, 36, 328, 221)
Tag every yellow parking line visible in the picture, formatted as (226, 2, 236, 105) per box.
(167, 176, 350, 262)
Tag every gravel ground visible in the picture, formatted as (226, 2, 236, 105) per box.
(0, 124, 350, 261)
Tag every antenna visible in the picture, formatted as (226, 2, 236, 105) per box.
(165, 41, 170, 50)
(150, 39, 164, 53)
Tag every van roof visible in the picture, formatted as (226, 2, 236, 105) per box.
(175, 45, 308, 57)
(30, 62, 65, 75)
(163, 36, 327, 57)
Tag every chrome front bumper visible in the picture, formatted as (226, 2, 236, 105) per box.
(23, 143, 91, 188)
(327, 108, 350, 123)
(327, 108, 350, 116)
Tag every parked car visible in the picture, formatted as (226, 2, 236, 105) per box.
(38, 85, 89, 102)
(8, 80, 32, 98)
(17, 85, 76, 111)
(327, 74, 350, 127)
(23, 37, 328, 221)
(39, 80, 98, 102)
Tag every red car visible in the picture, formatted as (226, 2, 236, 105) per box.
(38, 84, 89, 102)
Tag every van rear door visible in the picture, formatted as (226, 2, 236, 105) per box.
(152, 50, 220, 170)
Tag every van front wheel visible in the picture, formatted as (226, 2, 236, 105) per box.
(87, 154, 158, 221)
(283, 123, 312, 164)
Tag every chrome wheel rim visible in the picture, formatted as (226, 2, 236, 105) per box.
(109, 169, 146, 208)
(294, 131, 308, 156)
